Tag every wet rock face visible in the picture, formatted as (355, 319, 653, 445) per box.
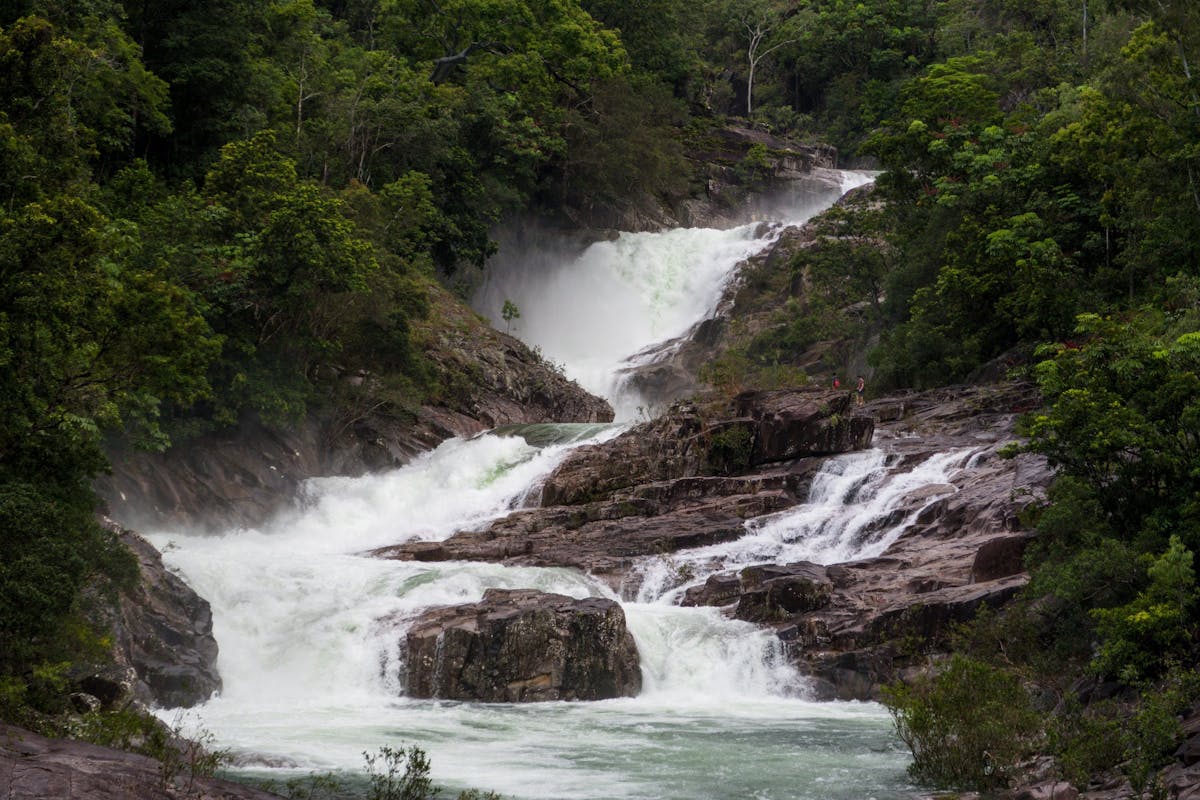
(539, 389, 873, 508)
(99, 524, 221, 708)
(780, 385, 1055, 700)
(682, 563, 833, 623)
(402, 588, 641, 702)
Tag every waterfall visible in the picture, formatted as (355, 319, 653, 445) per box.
(631, 449, 971, 605)
(473, 173, 874, 418)
(148, 173, 920, 799)
(148, 429, 915, 798)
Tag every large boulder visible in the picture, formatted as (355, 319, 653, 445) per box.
(92, 523, 222, 708)
(401, 589, 641, 702)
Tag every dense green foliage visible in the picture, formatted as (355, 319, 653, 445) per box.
(3, 0, 1200, 793)
(884, 655, 1043, 790)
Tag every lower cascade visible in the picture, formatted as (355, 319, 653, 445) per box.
(149, 178, 933, 799)
(149, 431, 920, 799)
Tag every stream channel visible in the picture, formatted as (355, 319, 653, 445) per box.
(148, 174, 930, 799)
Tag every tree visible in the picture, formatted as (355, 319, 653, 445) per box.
(1091, 535, 1198, 682)
(735, 0, 803, 116)
(883, 656, 1043, 790)
(120, 0, 271, 172)
(1016, 312, 1200, 549)
(580, 0, 698, 89)
(0, 192, 218, 468)
(0, 14, 171, 187)
(501, 299, 520, 333)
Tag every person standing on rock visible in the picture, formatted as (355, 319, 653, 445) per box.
(855, 375, 865, 406)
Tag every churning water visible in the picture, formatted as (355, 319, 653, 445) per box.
(147, 172, 930, 799)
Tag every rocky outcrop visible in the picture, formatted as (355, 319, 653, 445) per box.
(0, 723, 283, 800)
(776, 384, 1053, 699)
(98, 281, 612, 532)
(620, 194, 864, 411)
(401, 589, 641, 702)
(84, 522, 221, 709)
(380, 381, 1050, 702)
(540, 390, 872, 507)
(373, 389, 873, 582)
(682, 562, 833, 623)
(1164, 706, 1200, 799)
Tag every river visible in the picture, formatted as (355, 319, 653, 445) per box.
(147, 172, 930, 799)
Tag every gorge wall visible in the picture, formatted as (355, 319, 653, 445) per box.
(96, 280, 612, 534)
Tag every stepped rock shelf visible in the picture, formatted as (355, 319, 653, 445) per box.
(376, 382, 1053, 701)
(373, 387, 874, 576)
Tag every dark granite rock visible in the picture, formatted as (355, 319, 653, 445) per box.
(681, 573, 743, 607)
(733, 563, 833, 623)
(94, 523, 222, 708)
(401, 588, 641, 702)
(679, 562, 832, 622)
(972, 532, 1036, 583)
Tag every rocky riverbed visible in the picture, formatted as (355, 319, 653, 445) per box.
(374, 380, 1052, 700)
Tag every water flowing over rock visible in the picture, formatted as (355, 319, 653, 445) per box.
(373, 388, 873, 579)
(618, 204, 851, 410)
(400, 588, 641, 702)
(779, 384, 1054, 699)
(97, 281, 612, 532)
(377, 381, 1053, 702)
(662, 385, 1052, 701)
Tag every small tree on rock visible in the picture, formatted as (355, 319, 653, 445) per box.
(501, 299, 521, 333)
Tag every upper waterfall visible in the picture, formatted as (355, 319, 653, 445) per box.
(473, 174, 873, 419)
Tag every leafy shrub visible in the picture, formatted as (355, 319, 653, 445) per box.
(707, 424, 754, 474)
(1090, 536, 1198, 683)
(699, 349, 752, 395)
(1121, 669, 1200, 794)
(364, 745, 434, 800)
(883, 655, 1044, 791)
(1054, 668, 1200, 794)
(0, 482, 137, 692)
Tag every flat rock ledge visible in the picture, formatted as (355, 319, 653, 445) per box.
(0, 724, 282, 800)
(401, 588, 641, 703)
(682, 562, 834, 623)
